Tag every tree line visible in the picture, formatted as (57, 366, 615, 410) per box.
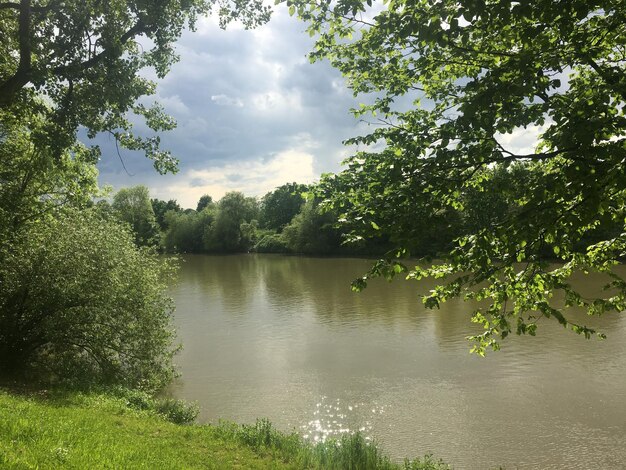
(108, 164, 622, 259)
(102, 182, 353, 256)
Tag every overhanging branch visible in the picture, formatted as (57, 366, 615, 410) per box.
(0, 0, 32, 107)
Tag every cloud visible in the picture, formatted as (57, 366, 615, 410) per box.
(496, 124, 548, 156)
(96, 4, 363, 196)
(211, 94, 244, 107)
(149, 149, 317, 208)
(96, 5, 554, 206)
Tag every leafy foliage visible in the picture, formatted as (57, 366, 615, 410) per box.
(260, 182, 309, 232)
(204, 191, 260, 252)
(0, 209, 178, 390)
(289, 0, 626, 352)
(196, 194, 214, 212)
(0, 106, 98, 239)
(162, 207, 214, 253)
(151, 198, 182, 231)
(161, 192, 260, 253)
(254, 232, 290, 253)
(0, 0, 271, 171)
(282, 198, 342, 255)
(112, 185, 160, 247)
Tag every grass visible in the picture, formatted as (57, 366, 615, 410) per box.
(0, 388, 449, 469)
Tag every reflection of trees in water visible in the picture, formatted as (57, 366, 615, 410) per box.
(175, 255, 626, 349)
(177, 254, 262, 315)
(257, 255, 310, 304)
(258, 255, 430, 332)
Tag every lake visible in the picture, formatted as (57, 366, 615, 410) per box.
(169, 254, 626, 469)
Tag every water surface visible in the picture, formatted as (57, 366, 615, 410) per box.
(170, 254, 626, 469)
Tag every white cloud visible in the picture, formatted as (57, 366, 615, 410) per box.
(211, 94, 244, 107)
(495, 124, 548, 156)
(151, 149, 317, 208)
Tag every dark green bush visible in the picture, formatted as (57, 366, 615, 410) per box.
(0, 209, 178, 391)
(254, 233, 290, 253)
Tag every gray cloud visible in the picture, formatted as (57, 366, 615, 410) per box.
(94, 6, 365, 207)
(211, 94, 244, 107)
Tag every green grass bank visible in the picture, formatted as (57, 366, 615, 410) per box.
(0, 389, 448, 469)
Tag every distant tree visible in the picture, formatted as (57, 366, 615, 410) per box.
(205, 192, 259, 252)
(196, 195, 214, 212)
(254, 233, 290, 253)
(162, 208, 215, 253)
(112, 186, 159, 247)
(240, 220, 260, 250)
(282, 199, 342, 255)
(0, 209, 177, 390)
(151, 198, 182, 232)
(92, 200, 115, 219)
(260, 183, 309, 231)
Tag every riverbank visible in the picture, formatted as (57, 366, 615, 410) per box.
(0, 389, 448, 469)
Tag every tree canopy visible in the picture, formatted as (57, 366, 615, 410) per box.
(288, 0, 626, 352)
(151, 197, 182, 231)
(260, 182, 308, 232)
(0, 0, 270, 170)
(112, 185, 160, 247)
(196, 194, 214, 213)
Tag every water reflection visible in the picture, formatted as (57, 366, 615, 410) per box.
(169, 254, 626, 469)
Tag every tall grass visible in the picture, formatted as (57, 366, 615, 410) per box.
(216, 418, 449, 470)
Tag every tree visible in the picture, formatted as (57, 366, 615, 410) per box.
(0, 209, 177, 390)
(162, 207, 215, 253)
(0, 106, 98, 240)
(291, 0, 626, 352)
(196, 194, 214, 212)
(0, 0, 271, 170)
(112, 185, 159, 247)
(0, 0, 272, 390)
(282, 198, 342, 254)
(259, 182, 308, 231)
(205, 191, 259, 252)
(151, 198, 182, 232)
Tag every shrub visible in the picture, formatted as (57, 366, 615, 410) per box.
(254, 233, 290, 253)
(0, 209, 178, 391)
(154, 398, 199, 424)
(113, 387, 199, 424)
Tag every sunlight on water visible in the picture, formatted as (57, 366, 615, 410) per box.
(300, 396, 387, 442)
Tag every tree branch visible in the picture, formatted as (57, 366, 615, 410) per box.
(52, 21, 145, 77)
(0, 0, 32, 107)
(581, 54, 626, 102)
(1, 11, 146, 107)
(0, 1, 53, 12)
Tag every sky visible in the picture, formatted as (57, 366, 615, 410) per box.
(94, 4, 544, 209)
(94, 6, 366, 209)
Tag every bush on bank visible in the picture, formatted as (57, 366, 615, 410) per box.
(0, 209, 178, 392)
